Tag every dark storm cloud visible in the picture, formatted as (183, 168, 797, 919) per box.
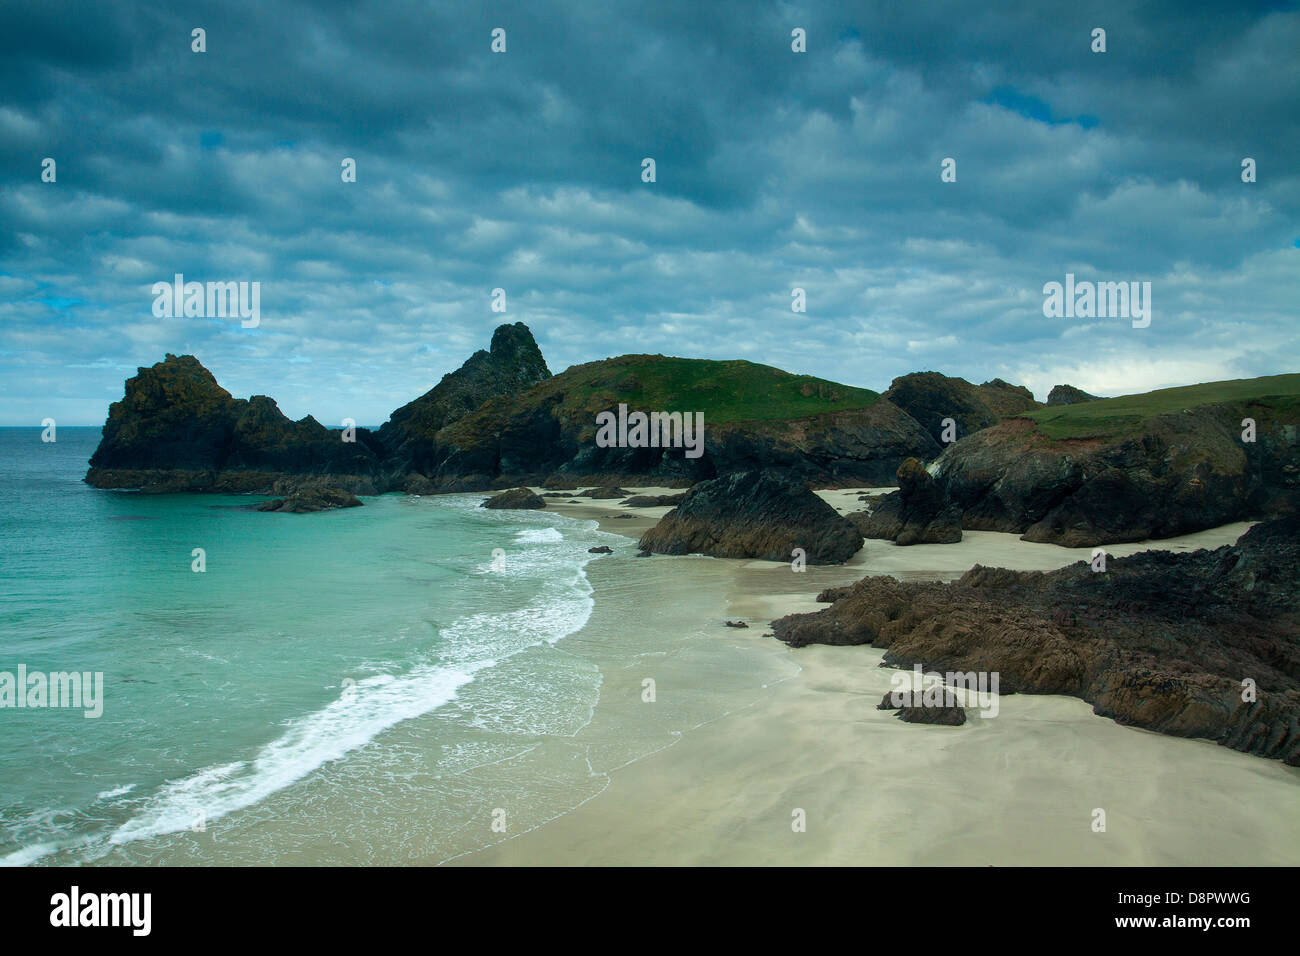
(0, 0, 1295, 425)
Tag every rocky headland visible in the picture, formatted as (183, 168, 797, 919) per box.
(85, 326, 1298, 552)
(859, 377, 1300, 548)
(86, 354, 384, 494)
(85, 325, 991, 497)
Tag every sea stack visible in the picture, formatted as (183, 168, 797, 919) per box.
(638, 470, 863, 563)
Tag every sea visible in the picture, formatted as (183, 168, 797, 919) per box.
(0, 426, 782, 865)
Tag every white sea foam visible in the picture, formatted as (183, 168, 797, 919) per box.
(104, 516, 598, 849)
(0, 842, 60, 867)
(108, 664, 481, 845)
(514, 527, 564, 543)
(95, 784, 136, 802)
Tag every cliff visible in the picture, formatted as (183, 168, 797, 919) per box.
(377, 321, 552, 474)
(931, 376, 1300, 546)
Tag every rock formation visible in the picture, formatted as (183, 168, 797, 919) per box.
(773, 517, 1300, 765)
(86, 354, 382, 494)
(84, 327, 1037, 495)
(580, 486, 633, 499)
(256, 483, 363, 513)
(480, 487, 546, 509)
(877, 691, 968, 725)
(86, 327, 1293, 550)
(1046, 384, 1101, 406)
(931, 404, 1298, 547)
(378, 322, 552, 474)
(638, 470, 863, 563)
(620, 492, 689, 507)
(882, 371, 1040, 445)
(854, 457, 962, 545)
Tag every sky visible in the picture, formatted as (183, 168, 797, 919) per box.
(0, 0, 1296, 426)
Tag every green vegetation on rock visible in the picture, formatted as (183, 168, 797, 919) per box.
(1024, 373, 1300, 440)
(497, 354, 879, 426)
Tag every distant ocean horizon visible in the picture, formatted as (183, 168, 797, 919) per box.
(0, 427, 618, 865)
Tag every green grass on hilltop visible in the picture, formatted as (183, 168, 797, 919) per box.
(549, 355, 880, 424)
(1024, 373, 1300, 440)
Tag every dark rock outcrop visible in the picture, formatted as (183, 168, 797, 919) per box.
(855, 458, 962, 544)
(480, 487, 546, 510)
(580, 486, 633, 499)
(877, 691, 968, 725)
(256, 484, 363, 513)
(931, 401, 1299, 547)
(378, 323, 552, 473)
(620, 492, 689, 507)
(882, 372, 1040, 445)
(1046, 384, 1101, 406)
(86, 354, 382, 494)
(85, 327, 551, 495)
(638, 470, 863, 563)
(895, 707, 968, 725)
(773, 518, 1300, 765)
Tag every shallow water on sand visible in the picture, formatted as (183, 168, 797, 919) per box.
(0, 428, 789, 865)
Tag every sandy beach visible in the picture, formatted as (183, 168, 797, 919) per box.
(450, 487, 1300, 866)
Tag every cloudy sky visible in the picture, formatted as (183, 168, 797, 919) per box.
(1, 0, 1296, 426)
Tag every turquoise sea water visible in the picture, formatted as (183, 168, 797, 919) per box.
(0, 427, 622, 865)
